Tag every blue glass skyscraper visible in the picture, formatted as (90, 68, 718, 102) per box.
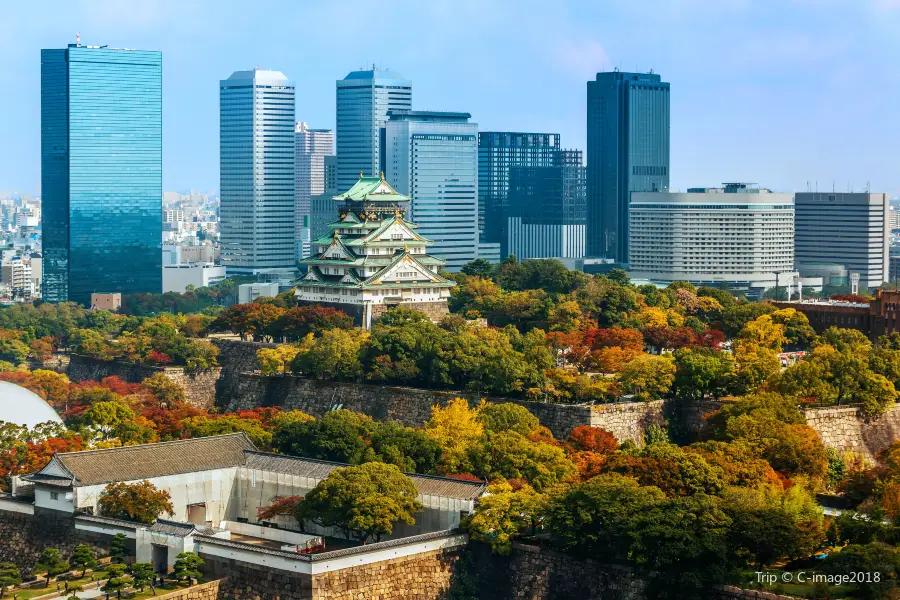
(41, 43, 162, 306)
(587, 71, 670, 264)
(386, 111, 479, 271)
(336, 68, 411, 193)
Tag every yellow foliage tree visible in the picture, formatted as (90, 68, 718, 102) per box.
(425, 398, 485, 474)
(738, 314, 787, 352)
(257, 345, 302, 375)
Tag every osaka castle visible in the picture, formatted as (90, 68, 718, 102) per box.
(295, 174, 455, 328)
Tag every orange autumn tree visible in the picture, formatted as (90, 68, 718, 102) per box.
(98, 480, 173, 524)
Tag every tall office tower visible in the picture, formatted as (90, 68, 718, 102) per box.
(387, 111, 479, 271)
(587, 71, 670, 265)
(295, 122, 334, 259)
(309, 155, 338, 246)
(507, 150, 587, 260)
(477, 132, 560, 256)
(794, 192, 890, 290)
(41, 43, 162, 306)
(220, 69, 296, 275)
(336, 68, 411, 192)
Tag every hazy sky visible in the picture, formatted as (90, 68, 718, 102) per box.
(1, 0, 897, 196)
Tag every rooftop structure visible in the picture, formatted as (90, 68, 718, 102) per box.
(295, 175, 455, 327)
(773, 289, 900, 341)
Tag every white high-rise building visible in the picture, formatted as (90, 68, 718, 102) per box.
(219, 69, 296, 275)
(336, 68, 411, 192)
(387, 111, 479, 272)
(795, 192, 890, 290)
(628, 184, 797, 299)
(295, 122, 334, 259)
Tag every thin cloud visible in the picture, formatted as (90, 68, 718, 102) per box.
(553, 39, 612, 79)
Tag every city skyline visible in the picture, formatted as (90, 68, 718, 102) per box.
(1, 0, 898, 196)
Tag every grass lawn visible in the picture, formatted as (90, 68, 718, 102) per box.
(12, 569, 109, 600)
(116, 578, 209, 600)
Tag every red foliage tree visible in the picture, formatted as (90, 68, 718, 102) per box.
(583, 327, 644, 353)
(257, 495, 304, 521)
(568, 426, 618, 454)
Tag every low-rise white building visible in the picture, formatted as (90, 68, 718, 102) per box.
(163, 264, 227, 293)
(629, 184, 798, 299)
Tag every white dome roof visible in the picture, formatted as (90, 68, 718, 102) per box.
(0, 381, 64, 428)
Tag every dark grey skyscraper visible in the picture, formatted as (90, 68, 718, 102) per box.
(587, 71, 670, 264)
(477, 132, 560, 256)
(507, 150, 586, 260)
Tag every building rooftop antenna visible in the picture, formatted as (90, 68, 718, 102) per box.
(76, 32, 80, 46)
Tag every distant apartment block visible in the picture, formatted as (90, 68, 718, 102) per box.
(794, 192, 890, 290)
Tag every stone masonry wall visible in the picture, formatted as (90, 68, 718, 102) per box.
(311, 547, 460, 600)
(65, 355, 220, 410)
(221, 373, 595, 441)
(803, 403, 900, 461)
(0, 508, 109, 576)
(371, 301, 449, 323)
(154, 578, 224, 600)
(202, 558, 312, 600)
(477, 543, 798, 600)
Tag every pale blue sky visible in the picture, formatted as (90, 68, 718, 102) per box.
(1, 0, 897, 196)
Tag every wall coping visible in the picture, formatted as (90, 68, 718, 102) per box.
(67, 354, 219, 374)
(195, 528, 465, 563)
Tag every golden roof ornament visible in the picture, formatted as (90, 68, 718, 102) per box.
(359, 171, 364, 179)
(380, 171, 385, 181)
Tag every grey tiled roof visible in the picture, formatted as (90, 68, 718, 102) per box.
(243, 451, 486, 501)
(23, 473, 73, 487)
(51, 433, 257, 486)
(151, 519, 221, 537)
(74, 515, 140, 529)
(75, 515, 221, 537)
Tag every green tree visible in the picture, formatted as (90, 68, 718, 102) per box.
(618, 354, 676, 401)
(80, 401, 136, 440)
(630, 494, 733, 600)
(460, 258, 495, 279)
(70, 544, 97, 578)
(723, 485, 825, 566)
(0, 562, 21, 598)
(101, 563, 128, 600)
(177, 415, 272, 448)
(821, 542, 900, 600)
(467, 480, 548, 554)
(292, 328, 366, 380)
(673, 347, 734, 400)
(369, 421, 442, 474)
(98, 480, 174, 524)
(469, 431, 577, 492)
(129, 562, 156, 595)
(273, 410, 375, 464)
(35, 548, 69, 587)
(140, 372, 186, 405)
(544, 473, 664, 561)
(476, 403, 540, 435)
(172, 552, 204, 585)
(297, 462, 422, 544)
(109, 533, 128, 564)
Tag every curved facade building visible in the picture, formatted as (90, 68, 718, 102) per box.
(0, 381, 63, 428)
(628, 185, 796, 298)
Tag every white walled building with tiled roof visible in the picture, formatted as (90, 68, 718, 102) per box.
(295, 174, 455, 327)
